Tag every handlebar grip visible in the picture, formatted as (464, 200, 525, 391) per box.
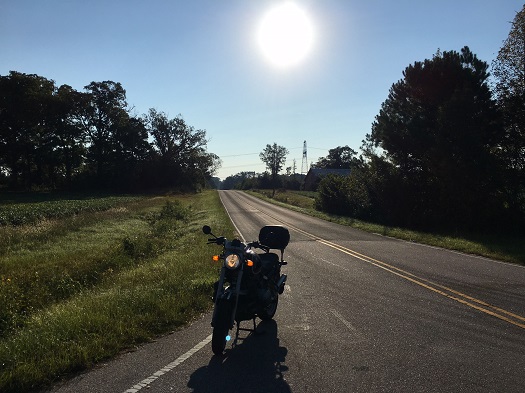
(251, 241, 269, 252)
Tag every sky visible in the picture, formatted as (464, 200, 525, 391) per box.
(1, 0, 522, 180)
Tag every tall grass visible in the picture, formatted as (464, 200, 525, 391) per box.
(0, 191, 235, 392)
(249, 189, 525, 265)
(250, 189, 315, 210)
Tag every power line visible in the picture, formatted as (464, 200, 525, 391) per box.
(220, 152, 259, 157)
(220, 163, 265, 169)
(218, 147, 327, 158)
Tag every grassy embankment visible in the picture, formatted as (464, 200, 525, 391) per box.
(0, 191, 234, 392)
(248, 189, 525, 265)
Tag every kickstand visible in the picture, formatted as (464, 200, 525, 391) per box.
(232, 318, 258, 347)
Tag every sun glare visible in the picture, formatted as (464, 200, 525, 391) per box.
(257, 2, 314, 68)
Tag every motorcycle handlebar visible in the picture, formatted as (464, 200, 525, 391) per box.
(207, 236, 226, 245)
(249, 241, 270, 252)
(206, 236, 269, 252)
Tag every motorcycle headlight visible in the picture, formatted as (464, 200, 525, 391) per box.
(225, 254, 241, 269)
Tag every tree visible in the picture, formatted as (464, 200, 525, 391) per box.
(314, 145, 359, 169)
(221, 171, 258, 190)
(0, 70, 222, 193)
(50, 84, 86, 188)
(492, 6, 525, 98)
(492, 5, 525, 221)
(259, 143, 288, 195)
(365, 47, 503, 230)
(109, 114, 151, 190)
(0, 71, 56, 189)
(144, 109, 220, 190)
(81, 81, 128, 187)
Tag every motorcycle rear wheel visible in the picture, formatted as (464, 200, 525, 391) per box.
(212, 301, 232, 355)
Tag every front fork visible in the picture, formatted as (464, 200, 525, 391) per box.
(212, 267, 243, 330)
(277, 273, 287, 294)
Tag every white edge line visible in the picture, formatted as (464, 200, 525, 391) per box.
(123, 191, 237, 392)
(218, 191, 246, 242)
(123, 334, 213, 393)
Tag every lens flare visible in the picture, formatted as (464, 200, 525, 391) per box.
(258, 2, 314, 68)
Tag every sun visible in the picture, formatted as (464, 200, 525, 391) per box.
(257, 2, 314, 68)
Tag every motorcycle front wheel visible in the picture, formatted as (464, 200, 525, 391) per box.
(212, 300, 232, 356)
(259, 295, 278, 320)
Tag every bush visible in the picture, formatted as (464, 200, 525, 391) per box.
(315, 174, 370, 218)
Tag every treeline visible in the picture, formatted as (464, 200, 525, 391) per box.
(315, 44, 524, 232)
(220, 171, 304, 191)
(321, 8, 525, 233)
(0, 72, 220, 192)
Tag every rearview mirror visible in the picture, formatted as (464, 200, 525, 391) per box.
(202, 225, 212, 235)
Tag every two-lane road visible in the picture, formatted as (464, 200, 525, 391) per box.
(52, 190, 525, 393)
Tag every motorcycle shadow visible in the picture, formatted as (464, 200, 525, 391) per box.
(187, 319, 291, 393)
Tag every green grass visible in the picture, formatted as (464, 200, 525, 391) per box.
(0, 190, 235, 392)
(251, 189, 315, 210)
(248, 189, 525, 265)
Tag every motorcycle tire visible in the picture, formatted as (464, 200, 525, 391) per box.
(212, 300, 232, 356)
(259, 295, 278, 320)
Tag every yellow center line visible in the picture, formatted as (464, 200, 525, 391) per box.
(242, 198, 525, 330)
(316, 238, 525, 330)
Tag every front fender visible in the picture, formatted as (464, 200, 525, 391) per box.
(212, 297, 235, 328)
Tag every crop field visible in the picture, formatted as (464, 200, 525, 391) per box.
(0, 191, 235, 392)
(0, 195, 140, 226)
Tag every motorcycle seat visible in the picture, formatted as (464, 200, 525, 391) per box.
(259, 252, 279, 263)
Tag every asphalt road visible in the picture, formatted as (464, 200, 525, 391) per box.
(50, 190, 525, 393)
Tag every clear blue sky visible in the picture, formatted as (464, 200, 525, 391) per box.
(1, 0, 521, 180)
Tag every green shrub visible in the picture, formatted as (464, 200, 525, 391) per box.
(315, 174, 371, 218)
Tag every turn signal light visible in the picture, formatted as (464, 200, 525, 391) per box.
(212, 255, 220, 262)
(246, 260, 254, 267)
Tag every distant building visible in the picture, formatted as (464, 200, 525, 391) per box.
(303, 168, 352, 191)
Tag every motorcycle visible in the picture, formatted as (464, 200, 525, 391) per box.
(202, 224, 290, 355)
